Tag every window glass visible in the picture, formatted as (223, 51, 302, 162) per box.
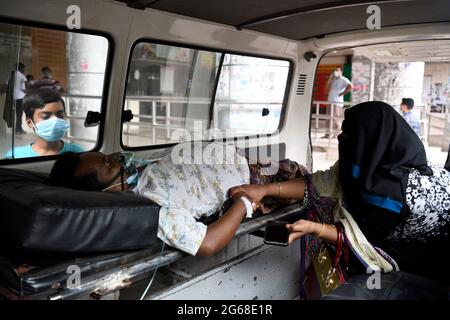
(122, 43, 220, 147)
(121, 42, 290, 148)
(212, 54, 290, 138)
(0, 22, 109, 160)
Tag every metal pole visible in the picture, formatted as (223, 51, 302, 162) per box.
(11, 25, 23, 159)
(126, 99, 130, 146)
(315, 102, 319, 140)
(166, 102, 171, 140)
(329, 103, 334, 145)
(152, 100, 156, 145)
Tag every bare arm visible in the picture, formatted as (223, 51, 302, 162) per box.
(263, 178, 306, 200)
(196, 200, 247, 256)
(340, 83, 353, 96)
(286, 220, 338, 245)
(198, 178, 312, 256)
(229, 178, 306, 205)
(229, 179, 338, 246)
(274, 179, 338, 245)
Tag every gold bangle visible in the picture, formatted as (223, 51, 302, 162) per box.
(317, 223, 326, 238)
(277, 182, 281, 198)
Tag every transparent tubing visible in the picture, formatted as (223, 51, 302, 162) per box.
(119, 152, 169, 300)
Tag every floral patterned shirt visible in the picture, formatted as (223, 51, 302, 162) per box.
(388, 163, 450, 242)
(132, 142, 250, 255)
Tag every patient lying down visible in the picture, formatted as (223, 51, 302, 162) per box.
(47, 142, 311, 256)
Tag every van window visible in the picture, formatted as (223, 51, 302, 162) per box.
(311, 41, 450, 171)
(122, 42, 220, 147)
(121, 42, 290, 148)
(212, 54, 289, 138)
(0, 21, 109, 161)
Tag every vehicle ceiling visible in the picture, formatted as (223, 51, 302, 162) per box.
(117, 0, 450, 40)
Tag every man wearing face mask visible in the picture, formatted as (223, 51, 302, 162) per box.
(4, 88, 84, 158)
(326, 67, 353, 137)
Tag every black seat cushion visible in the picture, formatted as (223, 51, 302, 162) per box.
(0, 167, 160, 253)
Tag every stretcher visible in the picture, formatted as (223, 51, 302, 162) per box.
(0, 166, 305, 299)
(0, 205, 305, 300)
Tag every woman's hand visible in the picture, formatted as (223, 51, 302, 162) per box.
(229, 184, 267, 207)
(286, 219, 318, 244)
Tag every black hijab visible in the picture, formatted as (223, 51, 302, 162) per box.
(338, 101, 432, 246)
(445, 143, 450, 171)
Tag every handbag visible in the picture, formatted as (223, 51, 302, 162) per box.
(303, 222, 349, 300)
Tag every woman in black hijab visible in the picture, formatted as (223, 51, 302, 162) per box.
(232, 101, 450, 281)
(337, 101, 450, 280)
(338, 101, 432, 245)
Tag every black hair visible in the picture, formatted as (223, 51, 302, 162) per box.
(401, 98, 414, 110)
(23, 88, 66, 119)
(47, 152, 104, 191)
(15, 62, 25, 71)
(42, 66, 51, 74)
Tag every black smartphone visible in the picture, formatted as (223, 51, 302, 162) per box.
(264, 220, 289, 246)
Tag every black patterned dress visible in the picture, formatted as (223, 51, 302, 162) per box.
(383, 163, 450, 282)
(388, 163, 450, 242)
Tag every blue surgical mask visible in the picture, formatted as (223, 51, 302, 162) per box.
(105, 152, 151, 190)
(33, 117, 70, 141)
(125, 171, 140, 186)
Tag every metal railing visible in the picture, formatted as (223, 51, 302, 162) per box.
(123, 96, 202, 145)
(53, 95, 437, 148)
(60, 94, 281, 146)
(124, 96, 281, 145)
(311, 101, 430, 146)
(57, 94, 281, 144)
(311, 101, 353, 145)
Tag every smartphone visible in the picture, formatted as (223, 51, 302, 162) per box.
(264, 220, 289, 246)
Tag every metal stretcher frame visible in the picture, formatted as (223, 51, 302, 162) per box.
(47, 203, 305, 300)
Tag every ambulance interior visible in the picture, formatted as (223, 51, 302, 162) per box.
(0, 0, 449, 299)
